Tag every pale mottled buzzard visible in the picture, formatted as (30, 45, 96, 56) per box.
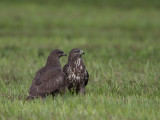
(27, 49, 67, 100)
(63, 48, 89, 94)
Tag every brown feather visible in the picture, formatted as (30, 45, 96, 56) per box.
(63, 48, 89, 94)
(27, 49, 66, 99)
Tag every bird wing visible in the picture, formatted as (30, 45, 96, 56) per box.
(36, 68, 65, 93)
(29, 67, 45, 97)
(29, 67, 65, 96)
(84, 69, 89, 86)
(63, 64, 69, 74)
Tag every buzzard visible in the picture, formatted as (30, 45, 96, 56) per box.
(27, 49, 67, 100)
(63, 48, 89, 94)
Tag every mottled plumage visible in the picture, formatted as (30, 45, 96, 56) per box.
(27, 49, 67, 100)
(63, 48, 89, 94)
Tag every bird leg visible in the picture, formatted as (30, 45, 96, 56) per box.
(59, 87, 67, 95)
(51, 90, 59, 99)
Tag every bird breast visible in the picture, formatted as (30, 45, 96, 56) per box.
(66, 58, 86, 84)
(74, 58, 81, 68)
(67, 66, 85, 83)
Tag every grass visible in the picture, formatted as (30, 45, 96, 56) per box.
(0, 0, 160, 120)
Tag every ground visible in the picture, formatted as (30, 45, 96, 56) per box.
(0, 0, 160, 120)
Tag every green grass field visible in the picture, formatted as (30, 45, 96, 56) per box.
(0, 0, 160, 120)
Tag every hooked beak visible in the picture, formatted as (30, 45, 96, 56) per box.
(80, 50, 85, 55)
(62, 53, 67, 56)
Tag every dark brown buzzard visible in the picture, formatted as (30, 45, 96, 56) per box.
(27, 49, 67, 100)
(63, 48, 89, 94)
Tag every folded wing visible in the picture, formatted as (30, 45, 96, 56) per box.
(29, 68, 65, 97)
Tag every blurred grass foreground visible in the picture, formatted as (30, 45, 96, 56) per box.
(0, 0, 160, 120)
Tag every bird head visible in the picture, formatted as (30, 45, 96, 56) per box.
(46, 49, 67, 67)
(69, 48, 85, 59)
(50, 49, 67, 59)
